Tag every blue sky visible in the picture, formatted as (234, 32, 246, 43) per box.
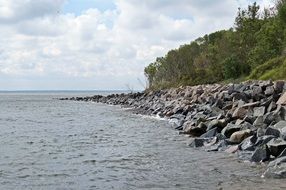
(0, 0, 274, 90)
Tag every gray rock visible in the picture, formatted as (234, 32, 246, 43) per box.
(255, 135, 275, 146)
(253, 116, 266, 128)
(267, 138, 286, 157)
(253, 107, 265, 117)
(200, 127, 217, 138)
(265, 126, 281, 138)
(237, 150, 253, 161)
(251, 145, 270, 162)
(239, 135, 257, 151)
(263, 156, 286, 178)
(221, 123, 241, 138)
(188, 138, 208, 148)
(274, 80, 285, 93)
(265, 86, 275, 96)
(263, 112, 282, 125)
(267, 101, 277, 113)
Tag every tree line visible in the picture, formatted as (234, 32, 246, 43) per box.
(144, 1, 286, 90)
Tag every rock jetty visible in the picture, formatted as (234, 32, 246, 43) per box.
(61, 80, 286, 178)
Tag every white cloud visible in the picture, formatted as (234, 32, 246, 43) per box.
(0, 0, 274, 90)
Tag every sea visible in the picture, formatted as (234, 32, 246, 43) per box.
(0, 91, 285, 190)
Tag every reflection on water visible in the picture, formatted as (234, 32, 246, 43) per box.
(0, 93, 285, 190)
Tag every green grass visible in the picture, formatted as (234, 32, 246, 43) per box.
(248, 56, 286, 80)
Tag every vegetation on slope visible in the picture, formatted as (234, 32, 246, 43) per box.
(144, 1, 286, 90)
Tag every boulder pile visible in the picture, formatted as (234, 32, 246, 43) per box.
(62, 80, 286, 178)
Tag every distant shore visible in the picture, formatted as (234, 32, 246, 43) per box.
(61, 80, 286, 178)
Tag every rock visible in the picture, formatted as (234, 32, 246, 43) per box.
(263, 112, 282, 125)
(183, 121, 207, 137)
(265, 86, 275, 96)
(206, 119, 227, 132)
(253, 106, 265, 117)
(188, 138, 207, 148)
(255, 135, 275, 146)
(252, 86, 263, 101)
(267, 101, 277, 113)
(263, 156, 286, 178)
(225, 145, 239, 153)
(281, 127, 286, 140)
(274, 80, 285, 93)
(221, 123, 241, 138)
(265, 126, 281, 138)
(232, 107, 248, 119)
(253, 116, 265, 128)
(251, 145, 270, 162)
(277, 92, 286, 105)
(237, 150, 253, 161)
(267, 138, 286, 157)
(200, 127, 217, 138)
(278, 148, 286, 158)
(273, 120, 286, 130)
(239, 135, 257, 151)
(229, 129, 252, 143)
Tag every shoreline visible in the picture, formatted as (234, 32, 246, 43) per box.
(61, 80, 286, 178)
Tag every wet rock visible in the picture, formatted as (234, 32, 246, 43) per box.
(221, 123, 241, 138)
(237, 150, 253, 161)
(263, 156, 286, 178)
(200, 127, 218, 138)
(239, 135, 257, 151)
(251, 145, 270, 162)
(229, 129, 252, 144)
(225, 145, 239, 153)
(183, 122, 207, 137)
(267, 138, 286, 157)
(188, 138, 207, 148)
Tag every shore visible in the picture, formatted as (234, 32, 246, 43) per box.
(61, 80, 286, 178)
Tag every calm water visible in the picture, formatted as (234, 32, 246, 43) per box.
(0, 92, 285, 190)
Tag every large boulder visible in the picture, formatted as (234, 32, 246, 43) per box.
(239, 135, 257, 151)
(267, 138, 286, 157)
(263, 156, 286, 178)
(251, 145, 270, 162)
(229, 129, 252, 143)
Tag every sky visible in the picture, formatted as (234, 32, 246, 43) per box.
(0, 0, 274, 90)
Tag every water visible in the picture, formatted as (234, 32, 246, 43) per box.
(0, 92, 285, 190)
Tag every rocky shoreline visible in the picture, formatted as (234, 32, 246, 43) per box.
(61, 80, 286, 178)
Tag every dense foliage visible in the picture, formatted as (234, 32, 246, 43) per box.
(144, 1, 286, 90)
